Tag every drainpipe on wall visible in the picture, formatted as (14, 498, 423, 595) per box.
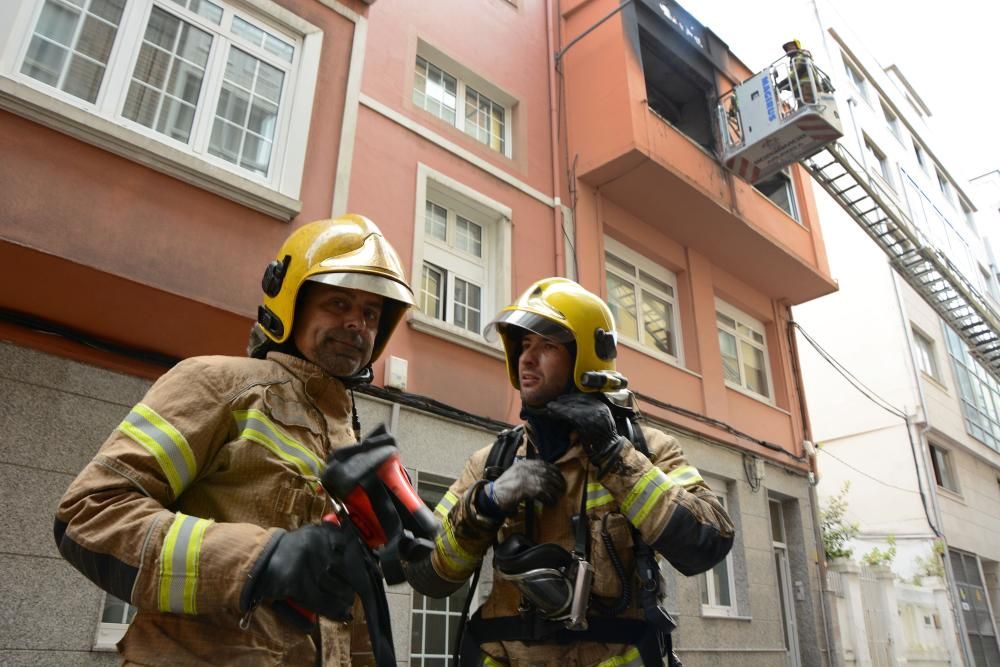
(546, 0, 565, 277)
(787, 312, 837, 667)
(891, 270, 975, 667)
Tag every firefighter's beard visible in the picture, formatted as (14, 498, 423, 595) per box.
(313, 331, 372, 378)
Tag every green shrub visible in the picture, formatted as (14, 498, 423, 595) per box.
(862, 535, 896, 567)
(820, 481, 859, 560)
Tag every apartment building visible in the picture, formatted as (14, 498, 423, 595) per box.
(1, 1, 839, 665)
(780, 5, 1000, 666)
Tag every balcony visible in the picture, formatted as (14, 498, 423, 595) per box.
(560, 0, 836, 304)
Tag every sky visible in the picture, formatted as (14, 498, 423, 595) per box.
(679, 0, 1000, 195)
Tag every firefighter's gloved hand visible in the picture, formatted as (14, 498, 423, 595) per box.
(252, 523, 357, 622)
(545, 393, 626, 478)
(484, 459, 566, 515)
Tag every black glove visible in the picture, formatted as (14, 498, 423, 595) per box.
(544, 393, 626, 477)
(480, 459, 566, 515)
(253, 523, 358, 622)
(322, 423, 399, 500)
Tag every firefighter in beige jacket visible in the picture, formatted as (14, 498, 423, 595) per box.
(405, 278, 735, 666)
(54, 215, 414, 666)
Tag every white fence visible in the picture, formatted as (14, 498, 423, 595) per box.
(826, 560, 961, 666)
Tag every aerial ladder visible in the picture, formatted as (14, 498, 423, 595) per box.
(716, 43, 1000, 382)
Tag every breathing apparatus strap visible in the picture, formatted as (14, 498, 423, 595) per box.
(452, 425, 523, 666)
(573, 464, 589, 559)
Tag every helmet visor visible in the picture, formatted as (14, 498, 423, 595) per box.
(307, 271, 415, 307)
(483, 310, 575, 344)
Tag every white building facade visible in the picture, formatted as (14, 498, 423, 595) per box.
(787, 5, 1000, 666)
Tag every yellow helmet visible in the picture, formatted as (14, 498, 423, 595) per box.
(253, 214, 414, 364)
(484, 277, 627, 392)
(782, 39, 803, 53)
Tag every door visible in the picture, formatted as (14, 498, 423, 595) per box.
(771, 500, 801, 667)
(951, 550, 1000, 667)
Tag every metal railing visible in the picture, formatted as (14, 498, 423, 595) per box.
(803, 142, 1000, 382)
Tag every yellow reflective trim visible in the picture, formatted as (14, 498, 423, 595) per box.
(482, 655, 505, 667)
(435, 516, 477, 576)
(586, 482, 614, 510)
(622, 467, 658, 515)
(666, 465, 703, 487)
(158, 515, 184, 612)
(119, 419, 183, 496)
(158, 514, 212, 614)
(134, 404, 197, 478)
(233, 409, 323, 478)
(183, 518, 210, 614)
(435, 490, 459, 518)
(632, 476, 671, 527)
(596, 646, 642, 667)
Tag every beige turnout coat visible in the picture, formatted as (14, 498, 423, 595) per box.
(55, 352, 374, 666)
(431, 424, 735, 666)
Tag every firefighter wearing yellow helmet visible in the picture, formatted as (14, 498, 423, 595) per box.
(56, 215, 414, 665)
(250, 213, 415, 380)
(486, 276, 627, 393)
(405, 278, 735, 667)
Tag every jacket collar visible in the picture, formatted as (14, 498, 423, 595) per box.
(522, 422, 586, 466)
(266, 351, 352, 419)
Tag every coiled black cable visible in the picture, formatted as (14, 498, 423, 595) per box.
(589, 513, 630, 616)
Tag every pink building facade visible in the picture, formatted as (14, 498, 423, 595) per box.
(1, 0, 837, 664)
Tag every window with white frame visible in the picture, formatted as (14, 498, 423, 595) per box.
(864, 135, 894, 189)
(928, 443, 959, 493)
(842, 56, 869, 103)
(603, 237, 681, 362)
(716, 301, 772, 400)
(912, 137, 928, 174)
(700, 478, 736, 617)
(94, 593, 136, 649)
(754, 169, 799, 221)
(912, 327, 939, 380)
(980, 265, 999, 303)
(420, 199, 485, 335)
(9, 0, 310, 188)
(412, 44, 512, 157)
(881, 100, 901, 142)
(944, 325, 1000, 454)
(936, 168, 955, 207)
(410, 471, 471, 666)
(961, 201, 977, 232)
(412, 166, 511, 346)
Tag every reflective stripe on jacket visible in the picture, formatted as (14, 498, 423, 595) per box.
(432, 424, 735, 666)
(55, 352, 368, 666)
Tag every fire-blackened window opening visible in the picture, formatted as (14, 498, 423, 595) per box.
(637, 29, 716, 153)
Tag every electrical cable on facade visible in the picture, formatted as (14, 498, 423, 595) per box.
(790, 319, 943, 539)
(790, 321, 906, 419)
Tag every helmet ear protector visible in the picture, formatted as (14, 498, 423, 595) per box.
(594, 328, 617, 361)
(258, 254, 292, 338)
(262, 255, 291, 298)
(257, 306, 284, 339)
